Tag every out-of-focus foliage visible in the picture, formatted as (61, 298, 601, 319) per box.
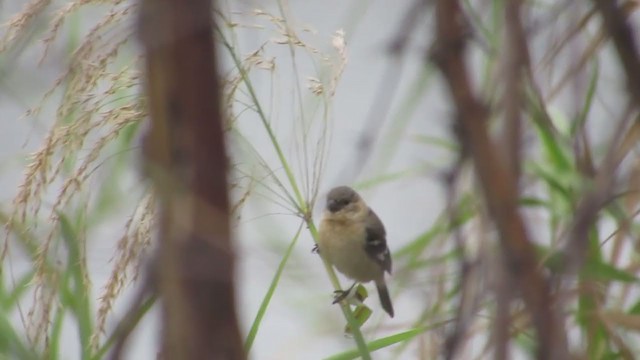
(2, 0, 640, 359)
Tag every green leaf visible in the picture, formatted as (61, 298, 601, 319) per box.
(325, 326, 432, 360)
(396, 195, 474, 260)
(581, 261, 638, 283)
(528, 163, 574, 202)
(572, 62, 599, 135)
(536, 244, 637, 283)
(91, 296, 156, 360)
(410, 135, 458, 151)
(628, 300, 640, 315)
(2, 270, 35, 310)
(518, 196, 550, 208)
(344, 305, 372, 334)
(49, 307, 66, 360)
(0, 306, 39, 359)
(531, 107, 572, 172)
(58, 212, 94, 359)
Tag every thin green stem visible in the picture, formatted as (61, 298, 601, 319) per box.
(217, 23, 371, 360)
(217, 31, 307, 213)
(307, 221, 371, 360)
(91, 296, 156, 360)
(244, 224, 304, 353)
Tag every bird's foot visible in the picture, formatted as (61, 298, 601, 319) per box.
(311, 244, 320, 254)
(332, 283, 359, 305)
(332, 289, 350, 304)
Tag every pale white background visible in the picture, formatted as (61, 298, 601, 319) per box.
(1, 1, 447, 358)
(1, 0, 627, 359)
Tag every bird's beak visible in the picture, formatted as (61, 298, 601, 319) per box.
(327, 199, 340, 212)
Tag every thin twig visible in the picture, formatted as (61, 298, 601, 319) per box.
(502, 0, 529, 181)
(334, 0, 429, 183)
(565, 106, 639, 272)
(442, 165, 473, 359)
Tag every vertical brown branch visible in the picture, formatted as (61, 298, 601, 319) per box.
(502, 0, 529, 181)
(592, 0, 640, 106)
(565, 109, 637, 272)
(138, 0, 244, 359)
(563, 1, 640, 275)
(492, 260, 511, 360)
(494, 2, 529, 357)
(442, 166, 476, 359)
(432, 1, 567, 359)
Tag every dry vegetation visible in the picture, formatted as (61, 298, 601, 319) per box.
(1, 0, 640, 359)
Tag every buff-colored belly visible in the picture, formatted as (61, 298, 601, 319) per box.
(318, 219, 382, 283)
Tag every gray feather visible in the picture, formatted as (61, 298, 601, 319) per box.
(364, 208, 392, 274)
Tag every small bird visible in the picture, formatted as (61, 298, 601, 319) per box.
(316, 186, 394, 317)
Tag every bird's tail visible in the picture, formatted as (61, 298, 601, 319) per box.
(375, 279, 394, 318)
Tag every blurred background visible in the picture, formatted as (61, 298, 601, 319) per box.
(2, 0, 640, 359)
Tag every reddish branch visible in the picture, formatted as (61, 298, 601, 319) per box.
(502, 0, 529, 181)
(432, 1, 567, 359)
(494, 2, 529, 358)
(592, 0, 640, 106)
(564, 1, 640, 276)
(138, 0, 244, 359)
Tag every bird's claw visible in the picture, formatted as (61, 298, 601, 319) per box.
(311, 244, 320, 254)
(332, 290, 349, 304)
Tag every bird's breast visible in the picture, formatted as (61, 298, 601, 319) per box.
(318, 219, 382, 283)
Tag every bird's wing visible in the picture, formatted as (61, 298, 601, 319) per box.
(364, 208, 392, 274)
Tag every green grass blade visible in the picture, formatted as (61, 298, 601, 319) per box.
(49, 307, 66, 360)
(91, 295, 156, 360)
(374, 68, 434, 174)
(324, 326, 435, 360)
(58, 212, 93, 359)
(533, 117, 572, 172)
(356, 165, 434, 190)
(0, 306, 39, 360)
(572, 61, 599, 135)
(217, 20, 371, 359)
(581, 260, 638, 283)
(244, 224, 303, 353)
(216, 28, 306, 212)
(2, 270, 34, 310)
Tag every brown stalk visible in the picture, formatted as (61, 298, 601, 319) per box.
(565, 110, 639, 273)
(568, 0, 640, 269)
(494, 2, 529, 357)
(137, 0, 244, 359)
(501, 0, 529, 182)
(592, 0, 640, 106)
(442, 165, 479, 359)
(558, 3, 640, 325)
(431, 1, 567, 358)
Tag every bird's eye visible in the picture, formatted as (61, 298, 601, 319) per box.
(340, 199, 349, 205)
